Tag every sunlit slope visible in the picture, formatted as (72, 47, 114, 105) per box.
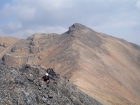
(37, 23, 140, 105)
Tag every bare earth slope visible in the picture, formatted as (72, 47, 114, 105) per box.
(2, 23, 140, 105)
(0, 36, 19, 59)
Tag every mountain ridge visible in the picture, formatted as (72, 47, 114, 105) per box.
(1, 23, 140, 105)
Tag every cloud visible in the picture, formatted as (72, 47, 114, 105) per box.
(0, 0, 140, 45)
(1, 22, 21, 33)
(1, 0, 137, 26)
(0, 21, 67, 38)
(136, 0, 140, 9)
(111, 21, 137, 28)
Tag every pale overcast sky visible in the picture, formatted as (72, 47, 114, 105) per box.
(0, 0, 140, 45)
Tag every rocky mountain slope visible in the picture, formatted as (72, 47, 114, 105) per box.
(1, 23, 140, 105)
(0, 36, 19, 59)
(0, 62, 101, 105)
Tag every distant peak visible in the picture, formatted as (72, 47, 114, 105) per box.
(69, 23, 87, 31)
(71, 23, 84, 27)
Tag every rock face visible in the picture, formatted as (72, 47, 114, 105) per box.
(3, 53, 28, 67)
(3, 33, 58, 67)
(0, 62, 101, 105)
(1, 23, 140, 105)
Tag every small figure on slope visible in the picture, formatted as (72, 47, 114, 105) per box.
(39, 73, 50, 84)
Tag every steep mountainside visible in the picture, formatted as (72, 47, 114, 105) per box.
(1, 23, 140, 105)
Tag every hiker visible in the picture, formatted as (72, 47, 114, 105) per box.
(39, 73, 50, 84)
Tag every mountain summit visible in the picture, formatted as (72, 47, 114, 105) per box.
(1, 23, 140, 105)
(68, 23, 92, 32)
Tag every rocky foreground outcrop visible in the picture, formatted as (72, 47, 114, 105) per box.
(0, 62, 101, 105)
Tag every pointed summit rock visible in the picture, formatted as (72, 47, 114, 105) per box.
(66, 23, 97, 37)
(68, 23, 90, 32)
(56, 23, 102, 49)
